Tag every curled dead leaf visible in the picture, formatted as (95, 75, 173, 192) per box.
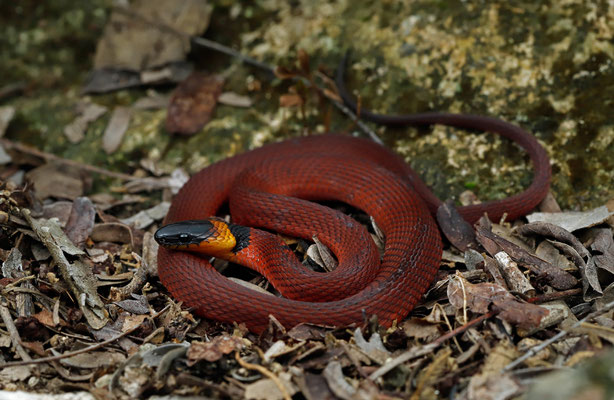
(186, 334, 244, 364)
(447, 274, 548, 330)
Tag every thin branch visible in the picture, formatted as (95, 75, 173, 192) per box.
(369, 311, 495, 380)
(235, 352, 292, 400)
(502, 299, 614, 372)
(0, 305, 170, 368)
(0, 296, 32, 362)
(0, 138, 135, 181)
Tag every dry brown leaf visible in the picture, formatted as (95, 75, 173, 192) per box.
(475, 217, 577, 290)
(64, 197, 96, 249)
(186, 334, 244, 364)
(26, 163, 84, 201)
(90, 223, 133, 244)
(279, 93, 304, 108)
(401, 318, 443, 340)
(59, 351, 126, 369)
(589, 228, 614, 275)
(447, 274, 548, 329)
(165, 72, 224, 135)
(33, 309, 63, 328)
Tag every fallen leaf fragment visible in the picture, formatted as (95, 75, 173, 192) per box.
(90, 222, 134, 245)
(94, 0, 212, 71)
(413, 347, 454, 399)
(436, 199, 478, 251)
(466, 373, 522, 400)
(589, 227, 614, 275)
(63, 101, 107, 144)
(322, 361, 356, 400)
(0, 105, 16, 137)
(26, 163, 84, 201)
(120, 201, 170, 229)
(447, 274, 548, 329)
(244, 373, 297, 400)
(527, 205, 614, 232)
(165, 72, 224, 135)
(102, 106, 131, 154)
(295, 372, 337, 400)
(353, 328, 390, 364)
(64, 197, 96, 249)
(279, 93, 303, 108)
(218, 91, 253, 107)
(516, 221, 602, 299)
(401, 318, 443, 341)
(186, 334, 244, 364)
(58, 351, 126, 369)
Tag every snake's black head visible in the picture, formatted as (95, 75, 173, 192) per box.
(155, 218, 237, 259)
(154, 220, 216, 247)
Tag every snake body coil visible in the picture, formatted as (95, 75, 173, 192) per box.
(157, 130, 550, 333)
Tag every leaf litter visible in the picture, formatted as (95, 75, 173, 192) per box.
(4, 158, 613, 400)
(2, 5, 614, 400)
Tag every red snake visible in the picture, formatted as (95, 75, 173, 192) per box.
(156, 61, 551, 334)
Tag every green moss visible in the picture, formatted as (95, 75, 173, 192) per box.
(3, 0, 613, 210)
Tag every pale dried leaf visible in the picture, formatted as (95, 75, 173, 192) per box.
(120, 202, 170, 229)
(218, 91, 253, 107)
(102, 106, 131, 154)
(0, 143, 11, 165)
(323, 361, 356, 400)
(133, 92, 170, 109)
(527, 206, 614, 232)
(0, 105, 16, 137)
(187, 334, 243, 364)
(353, 328, 390, 364)
(59, 351, 126, 369)
(63, 102, 107, 144)
(244, 373, 297, 400)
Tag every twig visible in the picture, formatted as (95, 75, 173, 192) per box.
(235, 352, 292, 400)
(112, 5, 383, 145)
(502, 298, 614, 372)
(0, 304, 170, 368)
(0, 296, 32, 362)
(0, 138, 135, 181)
(369, 311, 495, 380)
(112, 252, 150, 299)
(526, 288, 582, 304)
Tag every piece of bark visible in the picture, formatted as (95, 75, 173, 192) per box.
(495, 251, 535, 296)
(484, 255, 509, 289)
(475, 217, 577, 290)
